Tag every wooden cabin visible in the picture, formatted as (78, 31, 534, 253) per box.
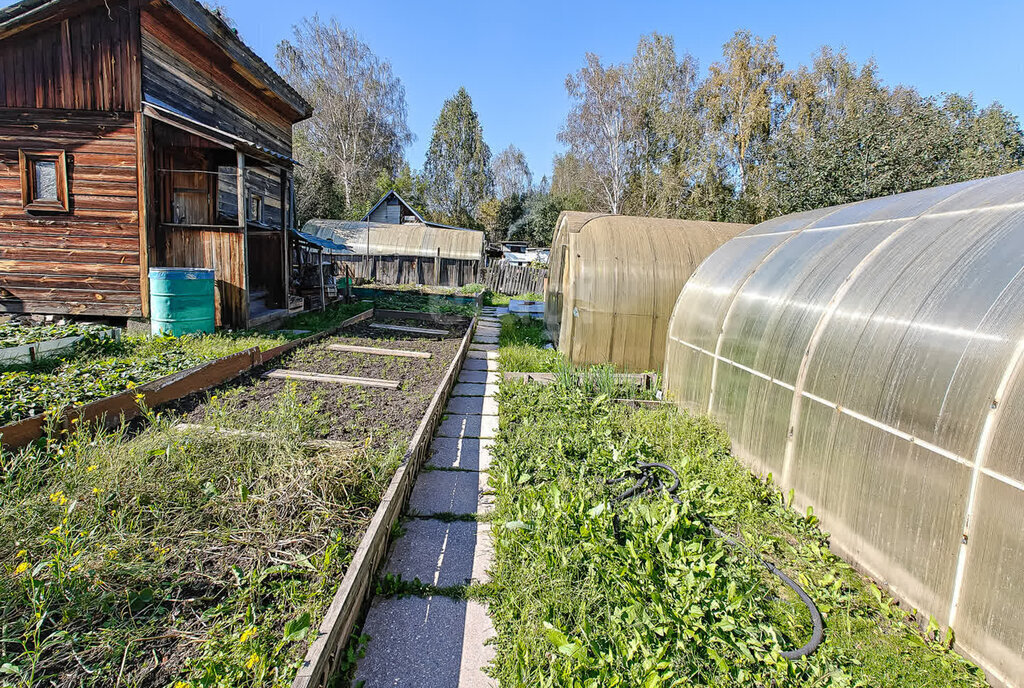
(0, 0, 312, 328)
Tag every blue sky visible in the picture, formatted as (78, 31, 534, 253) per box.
(225, 0, 1021, 179)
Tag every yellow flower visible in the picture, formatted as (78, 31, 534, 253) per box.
(239, 627, 257, 643)
(92, 487, 103, 495)
(86, 464, 98, 472)
(127, 381, 136, 389)
(14, 562, 29, 575)
(69, 564, 81, 573)
(134, 393, 146, 402)
(245, 653, 261, 669)
(49, 525, 61, 535)
(70, 417, 79, 424)
(16, 550, 26, 558)
(49, 491, 66, 504)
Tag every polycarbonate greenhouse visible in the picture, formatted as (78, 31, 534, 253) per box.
(545, 212, 749, 372)
(663, 170, 1024, 685)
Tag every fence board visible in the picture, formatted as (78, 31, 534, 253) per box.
(483, 261, 547, 295)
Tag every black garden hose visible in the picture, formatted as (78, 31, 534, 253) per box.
(605, 462, 825, 660)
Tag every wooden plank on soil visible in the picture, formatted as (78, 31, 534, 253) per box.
(264, 369, 400, 389)
(369, 322, 448, 336)
(327, 344, 431, 359)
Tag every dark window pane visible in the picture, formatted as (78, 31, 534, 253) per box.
(33, 160, 58, 201)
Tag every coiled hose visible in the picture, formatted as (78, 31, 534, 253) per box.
(605, 462, 824, 660)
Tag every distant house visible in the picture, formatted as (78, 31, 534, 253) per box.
(299, 191, 484, 287)
(362, 190, 424, 225)
(0, 0, 312, 328)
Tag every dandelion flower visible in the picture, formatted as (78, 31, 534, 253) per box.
(245, 653, 261, 669)
(16, 550, 26, 558)
(239, 627, 257, 643)
(14, 562, 29, 575)
(87, 464, 98, 472)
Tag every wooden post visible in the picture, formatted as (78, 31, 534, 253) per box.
(281, 169, 290, 310)
(319, 248, 325, 312)
(237, 151, 248, 328)
(135, 112, 152, 318)
(434, 246, 441, 286)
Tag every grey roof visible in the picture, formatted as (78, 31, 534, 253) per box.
(302, 219, 485, 261)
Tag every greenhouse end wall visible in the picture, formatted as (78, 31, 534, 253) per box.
(545, 212, 748, 372)
(663, 170, 1024, 686)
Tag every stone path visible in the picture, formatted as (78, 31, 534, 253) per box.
(353, 306, 505, 688)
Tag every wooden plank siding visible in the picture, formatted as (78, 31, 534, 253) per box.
(0, 1, 140, 112)
(140, 3, 294, 158)
(0, 110, 142, 316)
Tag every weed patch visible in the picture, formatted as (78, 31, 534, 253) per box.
(487, 380, 986, 687)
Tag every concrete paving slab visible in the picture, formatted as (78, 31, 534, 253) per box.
(354, 596, 495, 687)
(445, 394, 498, 415)
(458, 370, 500, 384)
(409, 469, 490, 516)
(472, 336, 499, 345)
(461, 358, 498, 372)
(436, 413, 498, 439)
(475, 324, 500, 333)
(469, 343, 498, 352)
(466, 350, 499, 360)
(471, 521, 493, 584)
(427, 437, 494, 471)
(459, 597, 497, 687)
(452, 382, 498, 397)
(384, 519, 489, 587)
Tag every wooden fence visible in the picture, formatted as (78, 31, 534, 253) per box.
(484, 261, 547, 296)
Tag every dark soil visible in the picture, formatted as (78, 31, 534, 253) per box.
(174, 317, 469, 445)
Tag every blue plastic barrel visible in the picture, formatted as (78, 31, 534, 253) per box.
(149, 267, 216, 336)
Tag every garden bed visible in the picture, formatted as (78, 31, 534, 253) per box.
(180, 317, 470, 444)
(0, 324, 119, 365)
(0, 302, 372, 430)
(352, 284, 483, 316)
(0, 310, 471, 687)
(486, 320, 987, 687)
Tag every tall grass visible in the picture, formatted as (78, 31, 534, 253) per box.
(0, 386, 403, 687)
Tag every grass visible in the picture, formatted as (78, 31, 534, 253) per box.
(0, 382, 404, 687)
(369, 292, 477, 317)
(487, 320, 987, 687)
(496, 314, 562, 373)
(483, 292, 511, 307)
(0, 301, 372, 426)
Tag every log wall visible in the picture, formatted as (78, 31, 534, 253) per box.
(0, 0, 140, 112)
(0, 110, 142, 316)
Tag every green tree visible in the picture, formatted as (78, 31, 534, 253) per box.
(424, 87, 493, 227)
(277, 17, 413, 214)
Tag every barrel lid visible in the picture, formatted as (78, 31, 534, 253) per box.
(149, 267, 215, 279)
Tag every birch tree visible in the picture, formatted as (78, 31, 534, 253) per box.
(559, 54, 633, 213)
(276, 17, 413, 213)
